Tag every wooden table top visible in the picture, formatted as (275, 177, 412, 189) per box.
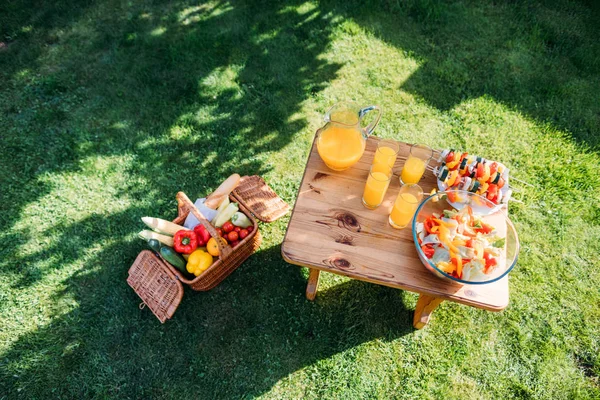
(282, 135, 509, 311)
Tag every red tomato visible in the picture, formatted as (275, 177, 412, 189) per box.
(497, 177, 505, 189)
(239, 228, 249, 240)
(231, 240, 240, 248)
(216, 227, 224, 237)
(445, 151, 455, 164)
(247, 226, 254, 233)
(489, 162, 498, 176)
(234, 226, 241, 233)
(227, 231, 239, 242)
(483, 251, 498, 270)
(421, 244, 435, 258)
(222, 221, 234, 233)
(476, 163, 484, 178)
(477, 221, 494, 234)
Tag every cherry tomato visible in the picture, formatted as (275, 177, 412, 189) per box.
(476, 221, 494, 234)
(231, 240, 240, 248)
(227, 231, 239, 242)
(476, 163, 484, 178)
(497, 176, 505, 189)
(421, 244, 435, 258)
(445, 151, 455, 164)
(222, 221, 234, 233)
(239, 228, 249, 240)
(216, 227, 223, 237)
(234, 226, 241, 233)
(483, 250, 498, 270)
(489, 162, 498, 176)
(247, 226, 254, 233)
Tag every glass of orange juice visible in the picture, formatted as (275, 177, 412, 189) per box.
(400, 144, 433, 185)
(389, 184, 423, 229)
(362, 163, 393, 209)
(373, 139, 399, 169)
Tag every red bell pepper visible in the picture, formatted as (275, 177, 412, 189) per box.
(173, 230, 198, 254)
(193, 224, 211, 247)
(421, 244, 435, 258)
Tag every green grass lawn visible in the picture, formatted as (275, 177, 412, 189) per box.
(1, 0, 599, 398)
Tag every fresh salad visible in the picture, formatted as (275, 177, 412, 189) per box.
(434, 150, 511, 205)
(415, 205, 506, 281)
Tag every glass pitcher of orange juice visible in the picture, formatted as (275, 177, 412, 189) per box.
(316, 102, 381, 171)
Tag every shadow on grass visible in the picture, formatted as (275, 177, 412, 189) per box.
(2, 0, 600, 397)
(0, 243, 415, 398)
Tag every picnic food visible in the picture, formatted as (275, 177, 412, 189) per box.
(186, 249, 213, 276)
(147, 239, 162, 253)
(138, 230, 174, 247)
(207, 237, 227, 256)
(415, 198, 508, 282)
(173, 230, 198, 254)
(159, 245, 187, 272)
(231, 212, 252, 228)
(141, 217, 189, 235)
(434, 150, 511, 205)
(222, 221, 234, 233)
(204, 174, 240, 209)
(193, 224, 211, 247)
(213, 202, 239, 227)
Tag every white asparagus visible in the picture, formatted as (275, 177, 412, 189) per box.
(141, 217, 189, 236)
(138, 230, 174, 247)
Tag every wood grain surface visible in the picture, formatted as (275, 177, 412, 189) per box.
(282, 134, 509, 311)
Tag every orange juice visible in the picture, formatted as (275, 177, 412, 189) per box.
(400, 156, 426, 184)
(363, 171, 390, 209)
(317, 126, 365, 171)
(373, 146, 397, 168)
(389, 193, 419, 228)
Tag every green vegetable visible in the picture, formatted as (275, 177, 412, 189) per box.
(212, 196, 230, 223)
(213, 202, 239, 227)
(231, 212, 252, 228)
(141, 217, 188, 235)
(159, 245, 187, 273)
(147, 239, 162, 253)
(491, 237, 506, 248)
(442, 209, 458, 218)
(138, 230, 174, 247)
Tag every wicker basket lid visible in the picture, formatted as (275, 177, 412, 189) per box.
(127, 250, 184, 323)
(232, 175, 289, 223)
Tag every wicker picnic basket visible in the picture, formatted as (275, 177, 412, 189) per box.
(127, 175, 289, 322)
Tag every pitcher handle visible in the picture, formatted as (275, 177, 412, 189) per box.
(359, 105, 381, 136)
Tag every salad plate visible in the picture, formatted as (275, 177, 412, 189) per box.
(413, 190, 520, 285)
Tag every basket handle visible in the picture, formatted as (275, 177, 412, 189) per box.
(176, 192, 233, 261)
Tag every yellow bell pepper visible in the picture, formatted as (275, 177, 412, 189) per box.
(186, 249, 214, 277)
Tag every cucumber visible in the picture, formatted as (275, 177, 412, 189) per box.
(437, 166, 449, 181)
(491, 172, 500, 184)
(159, 246, 187, 273)
(469, 181, 481, 193)
(459, 157, 468, 171)
(147, 239, 162, 253)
